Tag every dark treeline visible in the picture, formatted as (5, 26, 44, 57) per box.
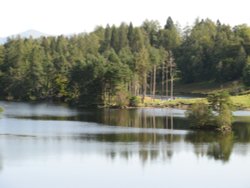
(0, 17, 250, 106)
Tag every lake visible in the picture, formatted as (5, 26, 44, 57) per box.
(0, 101, 250, 188)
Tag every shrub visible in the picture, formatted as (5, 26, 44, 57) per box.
(186, 103, 215, 129)
(115, 90, 129, 108)
(129, 96, 140, 107)
(187, 91, 233, 132)
(208, 91, 232, 131)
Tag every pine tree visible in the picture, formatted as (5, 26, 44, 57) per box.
(110, 26, 120, 53)
(135, 47, 150, 103)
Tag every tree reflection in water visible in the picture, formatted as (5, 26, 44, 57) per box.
(99, 131, 235, 163)
(76, 108, 250, 163)
(1, 105, 250, 165)
(185, 131, 234, 162)
(99, 108, 186, 130)
(233, 122, 250, 143)
(81, 132, 182, 164)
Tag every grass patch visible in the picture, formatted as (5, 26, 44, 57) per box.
(137, 94, 250, 110)
(139, 96, 207, 109)
(0, 106, 3, 112)
(174, 80, 245, 95)
(230, 94, 250, 109)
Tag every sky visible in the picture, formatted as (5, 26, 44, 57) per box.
(1, 0, 250, 37)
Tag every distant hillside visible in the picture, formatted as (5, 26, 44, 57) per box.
(0, 30, 49, 44)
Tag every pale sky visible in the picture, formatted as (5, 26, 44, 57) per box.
(0, 0, 250, 37)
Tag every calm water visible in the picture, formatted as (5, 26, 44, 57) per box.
(0, 101, 250, 188)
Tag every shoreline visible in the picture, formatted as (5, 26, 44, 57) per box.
(1, 94, 250, 112)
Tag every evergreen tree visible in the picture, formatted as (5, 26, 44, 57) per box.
(110, 26, 120, 53)
(118, 23, 129, 51)
(26, 46, 44, 99)
(142, 20, 161, 47)
(127, 22, 134, 49)
(100, 24, 112, 53)
(135, 47, 150, 103)
(0, 18, 250, 105)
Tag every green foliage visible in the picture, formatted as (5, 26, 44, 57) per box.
(215, 104, 232, 131)
(186, 103, 215, 129)
(176, 19, 217, 82)
(234, 24, 250, 43)
(110, 26, 120, 53)
(0, 18, 250, 107)
(114, 85, 130, 108)
(185, 131, 234, 162)
(135, 47, 150, 103)
(176, 19, 249, 83)
(187, 91, 232, 132)
(0, 106, 3, 112)
(142, 19, 160, 47)
(129, 96, 140, 107)
(68, 55, 105, 106)
(208, 91, 232, 130)
(208, 91, 232, 111)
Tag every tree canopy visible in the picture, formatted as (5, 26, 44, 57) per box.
(0, 18, 250, 106)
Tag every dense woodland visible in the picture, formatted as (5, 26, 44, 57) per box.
(1, 17, 250, 106)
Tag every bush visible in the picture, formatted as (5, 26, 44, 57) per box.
(115, 90, 129, 108)
(208, 91, 232, 130)
(186, 91, 233, 132)
(129, 96, 140, 107)
(215, 103, 232, 132)
(186, 103, 215, 129)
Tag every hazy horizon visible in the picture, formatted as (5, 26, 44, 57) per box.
(1, 0, 250, 37)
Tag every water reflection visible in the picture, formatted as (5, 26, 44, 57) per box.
(1, 102, 250, 188)
(98, 108, 184, 128)
(0, 101, 250, 165)
(100, 133, 180, 164)
(185, 132, 234, 162)
(0, 101, 186, 129)
(233, 122, 250, 143)
(0, 130, 247, 165)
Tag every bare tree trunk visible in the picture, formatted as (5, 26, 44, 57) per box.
(150, 70, 153, 95)
(169, 50, 174, 99)
(170, 65, 173, 99)
(132, 77, 138, 96)
(153, 65, 156, 97)
(166, 62, 168, 98)
(142, 73, 147, 103)
(170, 64, 173, 99)
(161, 62, 164, 97)
(128, 81, 132, 95)
(131, 80, 135, 96)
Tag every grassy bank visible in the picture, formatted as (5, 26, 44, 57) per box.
(231, 94, 250, 109)
(0, 106, 3, 112)
(136, 94, 250, 110)
(140, 97, 206, 109)
(137, 79, 250, 110)
(174, 80, 245, 95)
